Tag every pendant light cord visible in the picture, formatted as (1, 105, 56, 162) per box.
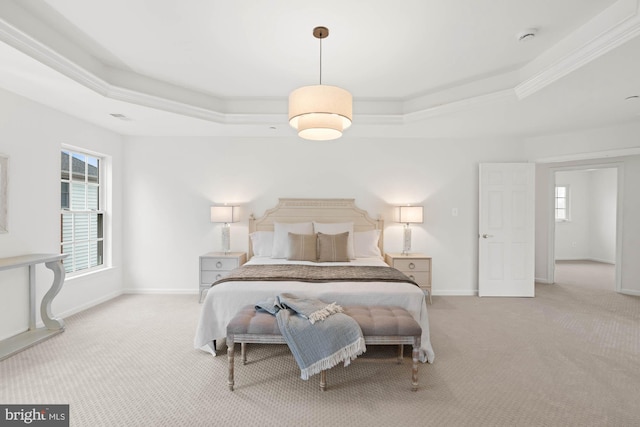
(319, 36, 323, 85)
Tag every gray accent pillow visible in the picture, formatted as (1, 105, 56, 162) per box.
(317, 232, 350, 262)
(286, 233, 317, 261)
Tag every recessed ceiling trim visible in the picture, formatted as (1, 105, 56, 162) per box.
(0, 16, 109, 97)
(1, 2, 638, 129)
(516, 0, 640, 99)
(106, 84, 228, 123)
(0, 17, 517, 127)
(404, 89, 516, 123)
(351, 114, 404, 126)
(115, 85, 284, 125)
(533, 147, 640, 163)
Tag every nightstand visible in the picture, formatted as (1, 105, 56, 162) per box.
(385, 253, 432, 304)
(199, 252, 247, 302)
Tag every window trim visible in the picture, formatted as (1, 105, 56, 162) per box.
(60, 145, 110, 277)
(555, 184, 571, 222)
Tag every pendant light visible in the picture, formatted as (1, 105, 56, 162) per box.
(288, 26, 352, 141)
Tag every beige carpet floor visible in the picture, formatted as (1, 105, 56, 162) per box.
(555, 260, 616, 291)
(1, 262, 638, 426)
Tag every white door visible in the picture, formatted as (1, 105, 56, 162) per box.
(479, 163, 535, 297)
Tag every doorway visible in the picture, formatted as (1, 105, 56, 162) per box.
(552, 167, 619, 291)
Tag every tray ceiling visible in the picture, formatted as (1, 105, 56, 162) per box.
(0, 0, 638, 138)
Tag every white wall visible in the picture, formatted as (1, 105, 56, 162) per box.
(3, 82, 638, 332)
(0, 88, 124, 340)
(554, 168, 616, 262)
(555, 171, 590, 260)
(589, 168, 617, 263)
(524, 122, 640, 161)
(122, 135, 526, 296)
(528, 121, 640, 296)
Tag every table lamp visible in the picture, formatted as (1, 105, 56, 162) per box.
(210, 205, 238, 253)
(395, 205, 424, 255)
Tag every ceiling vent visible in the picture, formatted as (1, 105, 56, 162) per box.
(517, 28, 538, 42)
(109, 113, 132, 121)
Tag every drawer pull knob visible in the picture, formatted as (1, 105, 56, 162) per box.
(216, 261, 223, 268)
(216, 274, 222, 280)
(409, 275, 415, 280)
(409, 262, 415, 269)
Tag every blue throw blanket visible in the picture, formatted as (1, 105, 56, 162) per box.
(255, 293, 366, 380)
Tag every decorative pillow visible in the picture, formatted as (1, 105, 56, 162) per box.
(249, 231, 274, 257)
(272, 222, 314, 258)
(317, 232, 350, 262)
(286, 233, 317, 261)
(313, 222, 355, 259)
(354, 229, 382, 258)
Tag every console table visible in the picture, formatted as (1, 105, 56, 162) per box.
(0, 253, 67, 360)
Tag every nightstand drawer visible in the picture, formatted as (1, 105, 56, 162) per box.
(385, 253, 433, 304)
(403, 271, 430, 287)
(199, 252, 247, 303)
(201, 270, 231, 284)
(393, 258, 430, 272)
(201, 258, 239, 271)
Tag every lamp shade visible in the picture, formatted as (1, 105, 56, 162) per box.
(396, 206, 424, 224)
(288, 85, 352, 141)
(210, 206, 237, 223)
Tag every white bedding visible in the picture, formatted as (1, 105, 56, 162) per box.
(194, 256, 435, 363)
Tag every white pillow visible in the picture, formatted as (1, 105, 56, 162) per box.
(272, 222, 314, 258)
(249, 231, 274, 257)
(313, 222, 355, 259)
(354, 230, 382, 258)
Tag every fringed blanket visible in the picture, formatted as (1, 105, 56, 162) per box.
(215, 264, 418, 287)
(256, 293, 366, 380)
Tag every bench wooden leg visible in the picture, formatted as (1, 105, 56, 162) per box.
(226, 306, 423, 392)
(227, 336, 235, 391)
(241, 342, 247, 364)
(411, 338, 420, 391)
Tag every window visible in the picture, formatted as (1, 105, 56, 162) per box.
(60, 149, 104, 274)
(555, 185, 570, 221)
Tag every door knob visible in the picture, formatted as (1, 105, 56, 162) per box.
(481, 234, 494, 239)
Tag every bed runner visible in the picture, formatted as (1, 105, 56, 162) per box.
(213, 264, 418, 286)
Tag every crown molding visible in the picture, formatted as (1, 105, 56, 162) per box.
(1, 1, 638, 128)
(533, 147, 640, 164)
(353, 114, 404, 125)
(403, 89, 516, 123)
(0, 16, 108, 96)
(0, 16, 513, 127)
(515, 0, 640, 99)
(107, 84, 265, 124)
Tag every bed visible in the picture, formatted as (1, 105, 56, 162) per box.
(194, 198, 435, 363)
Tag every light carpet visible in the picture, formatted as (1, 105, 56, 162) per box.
(1, 262, 638, 426)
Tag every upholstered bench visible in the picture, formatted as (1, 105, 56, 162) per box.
(226, 305, 422, 391)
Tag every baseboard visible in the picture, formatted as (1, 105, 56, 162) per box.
(555, 258, 615, 264)
(586, 258, 615, 265)
(432, 290, 477, 296)
(123, 288, 198, 295)
(57, 290, 124, 320)
(0, 292, 123, 340)
(535, 277, 553, 284)
(619, 288, 640, 297)
(0, 326, 28, 342)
